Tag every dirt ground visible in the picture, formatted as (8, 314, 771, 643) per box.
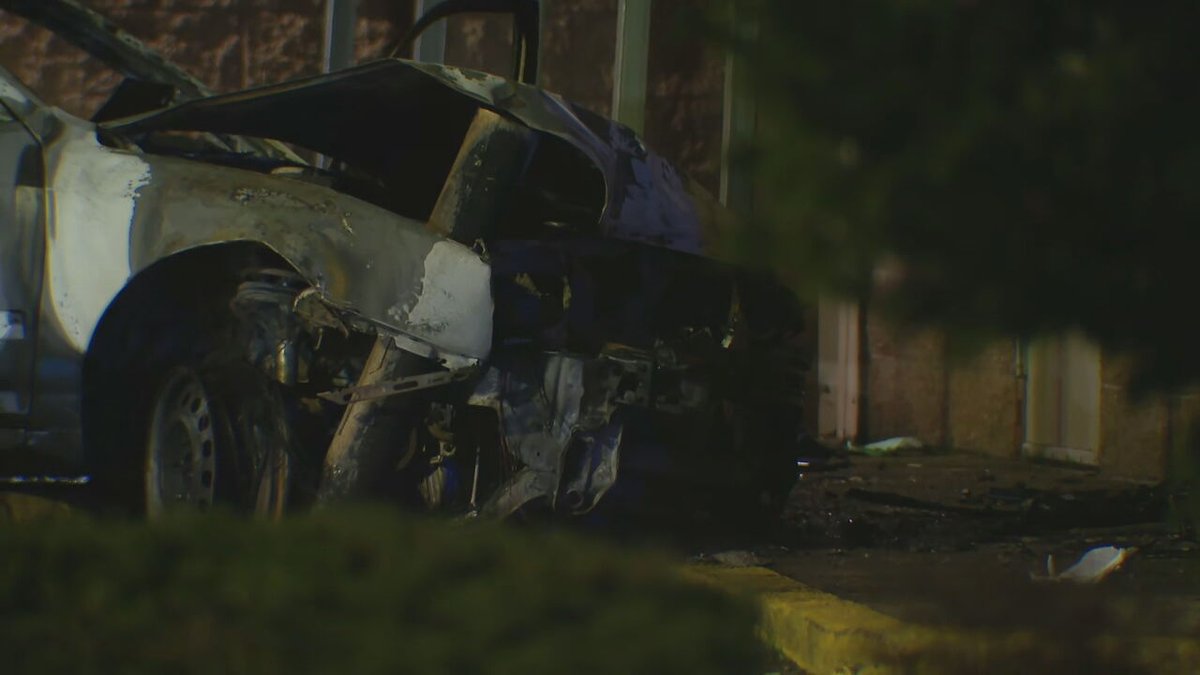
(780, 450, 1171, 551)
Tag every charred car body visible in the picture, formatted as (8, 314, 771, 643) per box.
(0, 0, 806, 519)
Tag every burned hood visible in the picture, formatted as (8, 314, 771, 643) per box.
(104, 59, 733, 257)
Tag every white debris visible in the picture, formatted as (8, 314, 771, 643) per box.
(1036, 545, 1136, 583)
(699, 550, 764, 567)
(847, 436, 924, 456)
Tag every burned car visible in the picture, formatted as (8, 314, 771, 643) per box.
(0, 0, 807, 520)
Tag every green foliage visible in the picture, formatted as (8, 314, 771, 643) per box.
(1171, 425, 1200, 533)
(0, 509, 761, 675)
(708, 1, 1200, 389)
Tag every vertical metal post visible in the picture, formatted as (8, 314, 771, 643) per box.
(535, 0, 548, 85)
(413, 0, 448, 64)
(719, 4, 757, 213)
(510, 0, 543, 84)
(611, 0, 651, 134)
(323, 0, 359, 72)
(321, 0, 358, 167)
(817, 299, 860, 444)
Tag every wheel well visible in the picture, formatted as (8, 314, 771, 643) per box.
(82, 242, 300, 469)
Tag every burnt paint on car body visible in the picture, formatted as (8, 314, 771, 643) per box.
(124, 152, 494, 363)
(1, 96, 492, 469)
(105, 59, 732, 258)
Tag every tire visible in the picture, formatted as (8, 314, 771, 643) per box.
(84, 253, 298, 517)
(143, 362, 293, 518)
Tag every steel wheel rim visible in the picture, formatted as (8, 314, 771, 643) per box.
(145, 368, 218, 516)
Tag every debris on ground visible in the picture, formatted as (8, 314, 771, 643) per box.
(702, 550, 767, 567)
(1037, 545, 1137, 583)
(783, 451, 1171, 550)
(847, 436, 925, 456)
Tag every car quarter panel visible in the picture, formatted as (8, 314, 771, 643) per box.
(39, 122, 493, 367)
(126, 152, 494, 363)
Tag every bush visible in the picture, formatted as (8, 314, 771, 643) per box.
(706, 0, 1200, 388)
(0, 509, 761, 674)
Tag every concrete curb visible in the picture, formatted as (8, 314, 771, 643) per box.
(685, 565, 1200, 674)
(0, 493, 73, 523)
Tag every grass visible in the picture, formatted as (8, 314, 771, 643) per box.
(1, 507, 762, 674)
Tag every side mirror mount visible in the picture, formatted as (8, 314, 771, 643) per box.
(389, 0, 541, 85)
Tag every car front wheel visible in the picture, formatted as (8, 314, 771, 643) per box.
(143, 364, 293, 519)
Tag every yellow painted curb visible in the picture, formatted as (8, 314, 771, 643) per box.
(0, 493, 72, 523)
(685, 565, 1200, 674)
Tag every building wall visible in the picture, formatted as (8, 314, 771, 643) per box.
(864, 317, 948, 448)
(948, 341, 1021, 459)
(862, 314, 1173, 480)
(1099, 355, 1170, 480)
(438, 0, 722, 194)
(644, 0, 723, 193)
(0, 0, 411, 118)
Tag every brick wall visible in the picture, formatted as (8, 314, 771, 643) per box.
(438, 0, 723, 194)
(948, 341, 1021, 459)
(1100, 356, 1170, 480)
(864, 318, 949, 448)
(644, 0, 723, 193)
(1, 0, 717, 191)
(860, 325, 1023, 459)
(0, 0, 410, 118)
(863, 315, 1173, 480)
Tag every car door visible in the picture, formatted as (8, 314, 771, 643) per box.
(0, 69, 46, 442)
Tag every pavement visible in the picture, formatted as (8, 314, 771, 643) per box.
(687, 543, 1200, 674)
(682, 449, 1200, 674)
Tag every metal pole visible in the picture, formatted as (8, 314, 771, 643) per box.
(611, 0, 651, 134)
(535, 0, 547, 85)
(719, 4, 756, 213)
(323, 0, 359, 72)
(413, 0, 448, 64)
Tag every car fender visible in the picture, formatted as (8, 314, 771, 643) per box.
(44, 124, 493, 365)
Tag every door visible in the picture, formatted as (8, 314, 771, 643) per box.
(817, 299, 860, 443)
(0, 72, 46, 432)
(1024, 333, 1101, 464)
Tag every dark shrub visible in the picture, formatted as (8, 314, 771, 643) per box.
(0, 509, 761, 674)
